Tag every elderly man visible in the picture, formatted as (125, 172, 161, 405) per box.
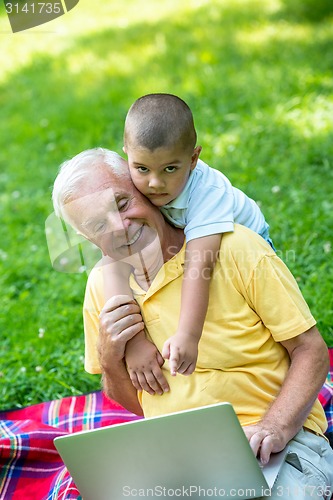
(53, 148, 333, 499)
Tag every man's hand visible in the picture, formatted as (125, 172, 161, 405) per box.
(243, 421, 289, 465)
(96, 295, 146, 415)
(126, 335, 170, 395)
(162, 332, 198, 376)
(98, 295, 144, 371)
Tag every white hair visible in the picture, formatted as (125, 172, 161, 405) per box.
(52, 148, 129, 220)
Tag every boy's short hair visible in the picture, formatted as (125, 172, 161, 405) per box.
(124, 93, 197, 152)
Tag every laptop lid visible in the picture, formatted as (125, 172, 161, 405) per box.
(54, 402, 287, 500)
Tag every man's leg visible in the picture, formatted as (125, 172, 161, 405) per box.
(263, 429, 333, 499)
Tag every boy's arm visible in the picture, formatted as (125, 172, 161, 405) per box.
(102, 255, 169, 395)
(102, 255, 133, 301)
(162, 234, 222, 375)
(125, 332, 169, 395)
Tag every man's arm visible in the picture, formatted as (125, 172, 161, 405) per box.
(243, 325, 329, 464)
(97, 295, 145, 416)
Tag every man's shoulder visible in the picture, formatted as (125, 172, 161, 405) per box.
(221, 225, 275, 261)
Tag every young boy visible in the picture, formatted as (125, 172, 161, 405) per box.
(103, 93, 272, 388)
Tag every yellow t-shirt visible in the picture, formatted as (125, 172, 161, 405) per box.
(83, 225, 327, 435)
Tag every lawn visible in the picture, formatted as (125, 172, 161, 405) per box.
(0, 0, 332, 410)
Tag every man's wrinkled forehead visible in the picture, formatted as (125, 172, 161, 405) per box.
(77, 161, 132, 197)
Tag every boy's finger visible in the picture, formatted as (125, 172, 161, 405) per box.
(128, 371, 141, 392)
(156, 351, 165, 367)
(144, 371, 164, 395)
(169, 359, 179, 376)
(136, 371, 155, 395)
(152, 366, 170, 393)
(162, 341, 171, 359)
(168, 346, 181, 375)
(180, 362, 195, 375)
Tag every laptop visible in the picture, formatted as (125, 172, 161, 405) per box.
(54, 402, 288, 500)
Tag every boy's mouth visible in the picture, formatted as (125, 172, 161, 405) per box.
(148, 192, 168, 197)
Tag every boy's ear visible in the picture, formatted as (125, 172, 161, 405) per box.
(190, 145, 202, 171)
(122, 145, 127, 154)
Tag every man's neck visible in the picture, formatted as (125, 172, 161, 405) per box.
(132, 224, 184, 291)
(161, 224, 185, 262)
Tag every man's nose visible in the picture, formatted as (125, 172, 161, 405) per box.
(148, 175, 165, 189)
(106, 211, 127, 233)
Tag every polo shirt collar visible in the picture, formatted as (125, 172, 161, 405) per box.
(130, 243, 186, 301)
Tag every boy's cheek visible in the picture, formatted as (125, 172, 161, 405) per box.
(133, 177, 147, 192)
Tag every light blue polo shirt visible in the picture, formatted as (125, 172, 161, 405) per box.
(160, 159, 270, 242)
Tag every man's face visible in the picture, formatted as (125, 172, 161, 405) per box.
(64, 163, 163, 261)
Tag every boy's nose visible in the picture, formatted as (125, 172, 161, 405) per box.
(148, 176, 165, 189)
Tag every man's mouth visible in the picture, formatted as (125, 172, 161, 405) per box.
(125, 226, 143, 246)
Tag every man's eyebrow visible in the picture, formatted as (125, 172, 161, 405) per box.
(81, 216, 101, 230)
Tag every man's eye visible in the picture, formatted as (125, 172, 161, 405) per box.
(118, 198, 129, 210)
(165, 166, 177, 173)
(93, 222, 106, 234)
(137, 166, 149, 173)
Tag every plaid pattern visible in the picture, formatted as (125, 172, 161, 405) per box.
(0, 391, 141, 500)
(0, 349, 332, 500)
(319, 348, 333, 447)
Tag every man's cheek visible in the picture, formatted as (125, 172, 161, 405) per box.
(100, 238, 113, 256)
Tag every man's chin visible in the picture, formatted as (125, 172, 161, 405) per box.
(111, 226, 158, 260)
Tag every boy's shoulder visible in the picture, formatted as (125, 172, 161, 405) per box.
(196, 158, 216, 174)
(194, 159, 232, 188)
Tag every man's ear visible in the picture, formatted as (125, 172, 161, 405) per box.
(122, 145, 127, 154)
(76, 229, 93, 244)
(190, 145, 202, 171)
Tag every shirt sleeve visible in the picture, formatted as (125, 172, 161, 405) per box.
(185, 183, 235, 241)
(246, 254, 316, 342)
(83, 265, 104, 374)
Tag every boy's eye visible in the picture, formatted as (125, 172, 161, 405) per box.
(137, 166, 149, 173)
(165, 166, 177, 173)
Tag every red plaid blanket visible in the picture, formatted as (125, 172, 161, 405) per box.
(0, 392, 141, 500)
(1, 349, 332, 500)
(318, 348, 333, 447)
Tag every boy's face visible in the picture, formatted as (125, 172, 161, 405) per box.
(124, 144, 202, 207)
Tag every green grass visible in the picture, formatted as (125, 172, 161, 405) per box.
(0, 0, 332, 410)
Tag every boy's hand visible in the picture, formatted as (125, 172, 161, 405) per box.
(125, 334, 170, 395)
(162, 333, 198, 376)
